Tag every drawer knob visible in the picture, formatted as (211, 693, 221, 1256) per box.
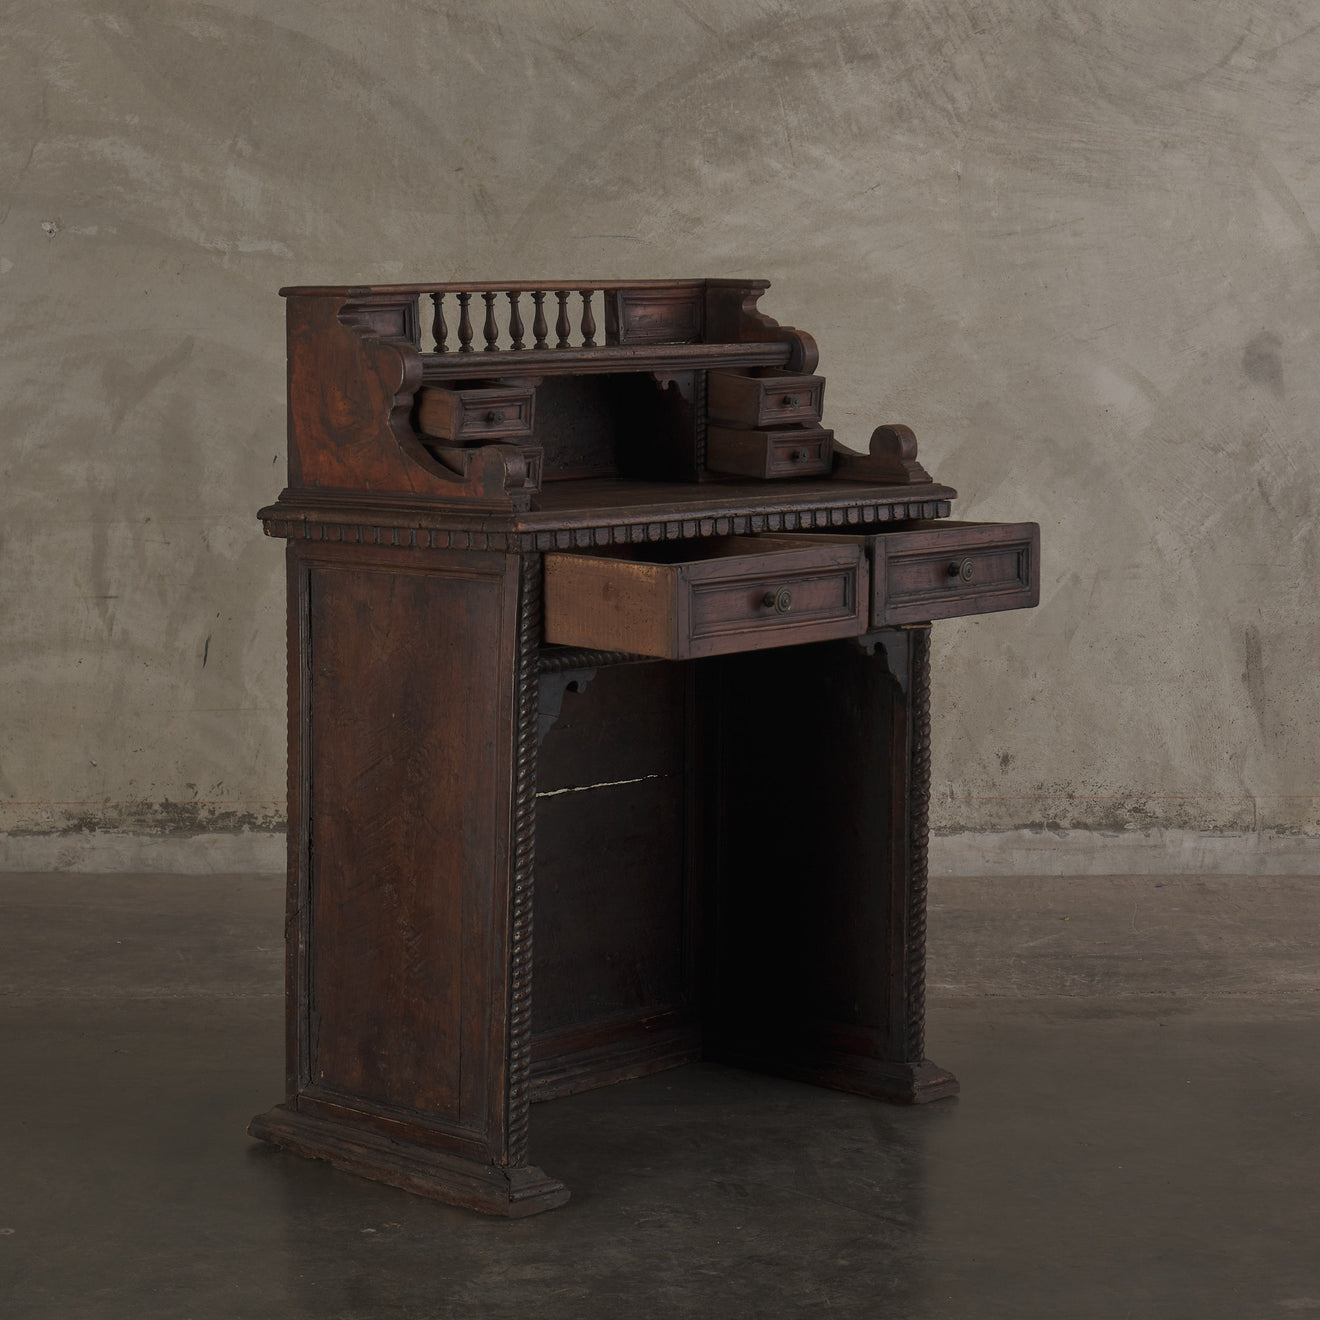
(762, 588, 793, 615)
(781, 394, 799, 407)
(485, 409, 507, 424)
(790, 448, 810, 462)
(948, 558, 975, 583)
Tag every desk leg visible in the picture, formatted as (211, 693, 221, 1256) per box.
(706, 626, 958, 1104)
(875, 624, 960, 1103)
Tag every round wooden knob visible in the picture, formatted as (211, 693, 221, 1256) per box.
(486, 410, 506, 424)
(781, 394, 799, 407)
(790, 448, 809, 461)
(762, 588, 793, 614)
(948, 558, 975, 582)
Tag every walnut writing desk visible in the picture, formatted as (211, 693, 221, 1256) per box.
(249, 279, 1039, 1216)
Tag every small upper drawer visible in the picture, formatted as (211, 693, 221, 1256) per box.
(708, 369, 825, 428)
(417, 384, 535, 442)
(869, 521, 1039, 626)
(543, 537, 867, 660)
(706, 424, 833, 479)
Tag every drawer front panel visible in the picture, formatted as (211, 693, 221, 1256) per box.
(708, 370, 825, 428)
(687, 562, 862, 654)
(417, 385, 535, 442)
(706, 425, 833, 479)
(766, 430, 832, 477)
(873, 521, 1039, 625)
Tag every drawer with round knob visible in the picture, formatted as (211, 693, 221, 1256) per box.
(417, 384, 536, 442)
(707, 369, 826, 429)
(791, 521, 1040, 626)
(870, 521, 1039, 625)
(543, 537, 868, 659)
(706, 424, 834, 479)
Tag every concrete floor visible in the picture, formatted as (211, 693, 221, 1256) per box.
(2, 872, 1318, 1319)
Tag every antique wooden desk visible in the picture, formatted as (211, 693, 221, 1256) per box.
(249, 279, 1039, 1216)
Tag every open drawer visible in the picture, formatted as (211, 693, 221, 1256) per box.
(543, 537, 868, 659)
(789, 521, 1039, 627)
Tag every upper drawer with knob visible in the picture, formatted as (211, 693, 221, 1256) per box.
(417, 384, 536, 443)
(866, 521, 1039, 626)
(782, 521, 1038, 626)
(707, 369, 826, 429)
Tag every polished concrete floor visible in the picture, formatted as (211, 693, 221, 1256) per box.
(2, 872, 1318, 1319)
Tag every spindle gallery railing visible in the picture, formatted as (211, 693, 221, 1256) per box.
(419, 280, 707, 354)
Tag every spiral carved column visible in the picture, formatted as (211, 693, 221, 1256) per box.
(904, 625, 932, 1064)
(505, 553, 541, 1167)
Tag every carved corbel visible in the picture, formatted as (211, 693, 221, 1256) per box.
(649, 370, 695, 403)
(423, 442, 543, 511)
(832, 424, 933, 486)
(702, 281, 819, 373)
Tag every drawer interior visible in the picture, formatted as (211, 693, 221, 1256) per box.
(543, 536, 869, 660)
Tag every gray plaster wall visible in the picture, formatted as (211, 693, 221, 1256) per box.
(2, 0, 1317, 867)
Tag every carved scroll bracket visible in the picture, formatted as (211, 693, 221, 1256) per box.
(854, 628, 910, 693)
(702, 281, 819, 374)
(833, 424, 934, 487)
(649, 370, 695, 403)
(537, 668, 597, 743)
(423, 442, 542, 511)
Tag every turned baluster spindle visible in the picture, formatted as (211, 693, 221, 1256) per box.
(579, 289, 596, 348)
(457, 293, 474, 352)
(430, 292, 448, 353)
(531, 291, 549, 350)
(506, 292, 525, 351)
(554, 291, 572, 349)
(482, 291, 500, 352)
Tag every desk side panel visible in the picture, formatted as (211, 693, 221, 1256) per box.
(290, 543, 520, 1160)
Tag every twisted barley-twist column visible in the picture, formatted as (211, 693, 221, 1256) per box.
(536, 647, 649, 674)
(904, 625, 932, 1064)
(505, 553, 541, 1167)
(693, 371, 708, 472)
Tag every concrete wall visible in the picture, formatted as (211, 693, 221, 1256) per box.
(3, 0, 1317, 870)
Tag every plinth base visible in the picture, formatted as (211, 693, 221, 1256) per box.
(718, 1051, 961, 1104)
(247, 1105, 571, 1217)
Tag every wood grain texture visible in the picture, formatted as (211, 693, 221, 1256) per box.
(261, 543, 526, 1169)
(304, 557, 504, 1132)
